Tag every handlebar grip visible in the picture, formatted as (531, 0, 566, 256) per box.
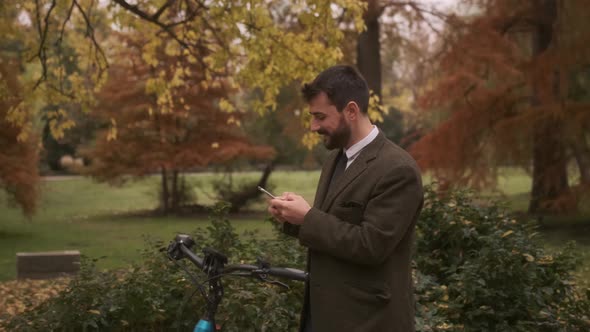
(222, 264, 307, 281)
(265, 267, 307, 281)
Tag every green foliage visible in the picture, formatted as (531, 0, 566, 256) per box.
(414, 186, 590, 331)
(4, 189, 589, 331)
(4, 203, 305, 331)
(243, 85, 310, 166)
(379, 106, 405, 145)
(2, 0, 367, 133)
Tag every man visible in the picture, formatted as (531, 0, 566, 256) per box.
(268, 65, 423, 332)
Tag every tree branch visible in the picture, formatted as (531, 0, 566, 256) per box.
(32, 0, 57, 89)
(72, 0, 108, 77)
(57, 1, 76, 45)
(152, 0, 175, 20)
(112, 0, 201, 58)
(243, 20, 320, 72)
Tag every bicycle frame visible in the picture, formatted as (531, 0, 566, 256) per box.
(167, 234, 307, 332)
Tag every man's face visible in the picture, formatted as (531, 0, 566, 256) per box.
(308, 92, 351, 150)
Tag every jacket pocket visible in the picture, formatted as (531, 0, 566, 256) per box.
(331, 202, 364, 224)
(344, 282, 391, 304)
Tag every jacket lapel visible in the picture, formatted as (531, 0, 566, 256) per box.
(314, 150, 340, 208)
(320, 132, 386, 211)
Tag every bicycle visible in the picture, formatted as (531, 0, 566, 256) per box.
(166, 234, 307, 332)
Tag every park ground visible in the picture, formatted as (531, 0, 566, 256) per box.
(0, 170, 589, 313)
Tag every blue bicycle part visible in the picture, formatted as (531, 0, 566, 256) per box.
(194, 319, 214, 332)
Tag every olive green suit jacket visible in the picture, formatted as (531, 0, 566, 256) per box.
(285, 131, 423, 332)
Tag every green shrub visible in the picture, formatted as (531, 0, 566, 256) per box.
(4, 190, 589, 331)
(415, 187, 590, 331)
(4, 203, 305, 331)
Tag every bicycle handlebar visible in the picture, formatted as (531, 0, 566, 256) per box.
(169, 234, 307, 282)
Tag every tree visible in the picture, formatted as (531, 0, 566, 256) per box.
(410, 0, 590, 214)
(0, 1, 40, 216)
(0, 60, 40, 217)
(0, 0, 367, 215)
(85, 33, 275, 213)
(353, 1, 449, 141)
(9, 0, 366, 122)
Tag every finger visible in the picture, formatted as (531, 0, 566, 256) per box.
(270, 199, 285, 208)
(271, 206, 281, 215)
(271, 208, 286, 223)
(269, 205, 283, 216)
(287, 194, 305, 202)
(284, 192, 301, 201)
(280, 192, 295, 200)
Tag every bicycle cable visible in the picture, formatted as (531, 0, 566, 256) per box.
(168, 253, 210, 330)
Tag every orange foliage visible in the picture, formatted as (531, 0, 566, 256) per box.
(85, 34, 275, 183)
(410, 0, 590, 211)
(0, 277, 70, 324)
(0, 60, 40, 217)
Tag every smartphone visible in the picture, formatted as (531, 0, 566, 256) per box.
(257, 186, 276, 199)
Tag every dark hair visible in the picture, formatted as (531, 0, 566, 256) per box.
(301, 65, 369, 114)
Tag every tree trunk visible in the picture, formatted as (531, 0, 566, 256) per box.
(227, 161, 275, 213)
(570, 135, 590, 185)
(161, 167, 169, 214)
(356, 2, 382, 99)
(528, 0, 572, 214)
(256, 162, 274, 189)
(171, 169, 179, 212)
(529, 122, 571, 214)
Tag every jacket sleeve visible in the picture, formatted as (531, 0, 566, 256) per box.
(282, 223, 300, 238)
(298, 165, 423, 266)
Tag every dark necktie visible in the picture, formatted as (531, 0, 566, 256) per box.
(329, 151, 348, 188)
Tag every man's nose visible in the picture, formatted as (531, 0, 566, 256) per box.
(310, 120, 320, 132)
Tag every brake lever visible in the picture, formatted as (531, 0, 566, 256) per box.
(252, 269, 290, 289)
(253, 257, 290, 289)
(265, 278, 290, 289)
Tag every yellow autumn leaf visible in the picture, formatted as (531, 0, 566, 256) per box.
(501, 230, 514, 238)
(538, 255, 554, 265)
(107, 118, 118, 141)
(219, 98, 235, 113)
(164, 40, 181, 56)
(302, 132, 321, 150)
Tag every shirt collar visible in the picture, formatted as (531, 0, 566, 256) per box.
(343, 125, 379, 161)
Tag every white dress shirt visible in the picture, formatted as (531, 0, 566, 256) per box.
(343, 125, 379, 169)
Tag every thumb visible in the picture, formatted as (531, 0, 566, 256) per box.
(284, 192, 299, 201)
(281, 192, 296, 200)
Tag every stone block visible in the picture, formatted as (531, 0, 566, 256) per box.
(16, 250, 80, 280)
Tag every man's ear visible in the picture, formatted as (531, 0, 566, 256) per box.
(345, 101, 360, 120)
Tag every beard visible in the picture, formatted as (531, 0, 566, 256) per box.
(320, 115, 351, 150)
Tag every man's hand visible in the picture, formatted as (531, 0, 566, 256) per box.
(268, 193, 311, 225)
(267, 197, 286, 223)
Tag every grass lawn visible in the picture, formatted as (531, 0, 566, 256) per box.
(0, 171, 320, 281)
(1, 169, 589, 288)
